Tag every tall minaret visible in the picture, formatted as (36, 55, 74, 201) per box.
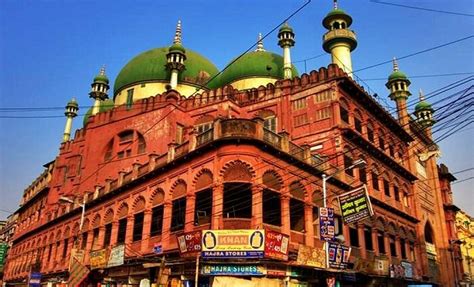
(63, 98, 79, 142)
(166, 20, 187, 89)
(278, 22, 295, 79)
(89, 66, 110, 115)
(386, 58, 412, 127)
(322, 0, 357, 76)
(415, 89, 435, 136)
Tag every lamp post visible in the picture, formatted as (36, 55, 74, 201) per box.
(59, 196, 86, 232)
(322, 159, 366, 208)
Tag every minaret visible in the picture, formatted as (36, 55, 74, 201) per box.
(386, 58, 412, 126)
(89, 66, 110, 115)
(278, 23, 295, 79)
(166, 20, 187, 89)
(322, 0, 357, 76)
(63, 98, 79, 142)
(415, 89, 435, 135)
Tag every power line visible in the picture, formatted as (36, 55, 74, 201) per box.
(362, 72, 474, 81)
(370, 0, 474, 17)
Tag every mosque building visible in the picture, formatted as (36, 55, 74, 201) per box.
(2, 1, 463, 287)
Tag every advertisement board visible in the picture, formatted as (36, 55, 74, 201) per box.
(201, 229, 265, 258)
(177, 230, 202, 256)
(90, 249, 108, 269)
(327, 242, 351, 269)
(264, 229, 289, 261)
(108, 244, 125, 267)
(28, 272, 42, 287)
(338, 185, 374, 224)
(201, 264, 265, 276)
(319, 207, 335, 241)
(401, 261, 413, 279)
(0, 243, 8, 266)
(296, 245, 326, 268)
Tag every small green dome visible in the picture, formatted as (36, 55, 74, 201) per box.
(217, 51, 299, 88)
(94, 74, 109, 84)
(169, 43, 186, 53)
(279, 23, 293, 34)
(415, 101, 433, 112)
(323, 8, 353, 29)
(83, 99, 114, 126)
(388, 70, 408, 82)
(67, 98, 79, 108)
(114, 47, 219, 95)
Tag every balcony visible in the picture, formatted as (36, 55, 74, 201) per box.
(322, 29, 357, 52)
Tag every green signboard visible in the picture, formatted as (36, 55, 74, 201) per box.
(0, 243, 9, 265)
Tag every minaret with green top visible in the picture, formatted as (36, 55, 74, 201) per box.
(386, 58, 411, 126)
(166, 20, 187, 89)
(89, 66, 110, 115)
(278, 22, 295, 79)
(415, 89, 435, 134)
(63, 98, 79, 142)
(322, 0, 357, 76)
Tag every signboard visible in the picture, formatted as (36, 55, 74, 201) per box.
(69, 248, 85, 270)
(108, 245, 125, 267)
(28, 272, 42, 287)
(0, 243, 8, 266)
(153, 243, 163, 254)
(401, 261, 413, 279)
(90, 249, 108, 269)
(201, 264, 265, 276)
(327, 242, 351, 269)
(319, 207, 335, 241)
(374, 258, 389, 275)
(177, 230, 202, 256)
(201, 230, 265, 258)
(264, 230, 289, 261)
(338, 185, 374, 224)
(296, 245, 326, 268)
(425, 242, 437, 260)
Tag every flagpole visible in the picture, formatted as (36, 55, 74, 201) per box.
(195, 254, 200, 287)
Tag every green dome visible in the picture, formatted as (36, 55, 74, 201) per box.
(83, 99, 114, 126)
(94, 74, 109, 84)
(217, 51, 299, 88)
(323, 8, 353, 29)
(114, 47, 219, 95)
(169, 43, 186, 53)
(67, 98, 79, 108)
(279, 23, 293, 34)
(388, 70, 408, 82)
(415, 101, 433, 112)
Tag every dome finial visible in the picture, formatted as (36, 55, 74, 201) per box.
(334, 0, 338, 9)
(255, 33, 265, 52)
(173, 20, 182, 45)
(392, 57, 399, 72)
(99, 65, 106, 76)
(419, 89, 425, 102)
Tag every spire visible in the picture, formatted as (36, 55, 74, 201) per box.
(173, 20, 182, 45)
(419, 89, 425, 101)
(392, 57, 399, 71)
(99, 65, 106, 76)
(255, 33, 265, 52)
(334, 0, 338, 9)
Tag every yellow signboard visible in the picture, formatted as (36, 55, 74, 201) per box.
(90, 249, 108, 269)
(296, 245, 326, 269)
(202, 230, 265, 252)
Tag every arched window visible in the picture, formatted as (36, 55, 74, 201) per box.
(343, 147, 354, 177)
(378, 130, 385, 151)
(354, 109, 363, 134)
(259, 110, 277, 132)
(289, 181, 306, 232)
(262, 170, 282, 226)
(104, 130, 147, 162)
(366, 121, 374, 143)
(150, 189, 165, 236)
(371, 165, 380, 191)
(340, 99, 350, 125)
(425, 222, 434, 244)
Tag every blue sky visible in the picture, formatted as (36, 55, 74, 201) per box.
(0, 0, 473, 220)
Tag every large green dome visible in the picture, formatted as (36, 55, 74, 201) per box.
(217, 51, 299, 87)
(114, 47, 219, 95)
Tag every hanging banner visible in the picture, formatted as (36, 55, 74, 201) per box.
(108, 244, 125, 267)
(338, 185, 374, 224)
(177, 230, 202, 256)
(319, 207, 335, 241)
(90, 249, 108, 269)
(327, 242, 351, 269)
(69, 248, 85, 270)
(201, 229, 265, 258)
(401, 261, 413, 279)
(296, 244, 326, 268)
(264, 229, 289, 261)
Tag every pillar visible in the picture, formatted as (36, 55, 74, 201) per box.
(184, 193, 196, 232)
(304, 203, 314, 247)
(110, 221, 119, 246)
(358, 224, 367, 259)
(161, 201, 172, 249)
(251, 185, 263, 228)
(141, 210, 152, 253)
(281, 194, 291, 236)
(211, 185, 224, 229)
(372, 228, 379, 256)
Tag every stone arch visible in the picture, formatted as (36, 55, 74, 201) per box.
(150, 188, 165, 206)
(133, 196, 146, 212)
(193, 169, 214, 191)
(256, 109, 275, 119)
(375, 217, 385, 231)
(221, 160, 255, 182)
(82, 218, 90, 231)
(289, 181, 306, 200)
(55, 229, 62, 241)
(330, 197, 341, 214)
(64, 226, 71, 238)
(407, 229, 416, 241)
(262, 170, 283, 191)
(117, 203, 129, 219)
(104, 209, 114, 224)
(194, 115, 214, 125)
(71, 222, 80, 235)
(339, 97, 350, 110)
(386, 221, 396, 235)
(398, 226, 407, 239)
(171, 179, 187, 199)
(91, 214, 101, 228)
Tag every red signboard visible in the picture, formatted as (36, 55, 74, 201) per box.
(264, 229, 289, 261)
(177, 230, 202, 256)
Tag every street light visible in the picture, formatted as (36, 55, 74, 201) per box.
(322, 159, 366, 207)
(59, 196, 86, 232)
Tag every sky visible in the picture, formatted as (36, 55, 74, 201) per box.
(0, 0, 473, 221)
